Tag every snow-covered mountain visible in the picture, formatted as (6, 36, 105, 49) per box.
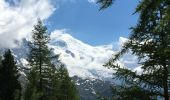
(73, 76, 113, 100)
(49, 30, 115, 80)
(0, 30, 133, 81)
(0, 30, 139, 99)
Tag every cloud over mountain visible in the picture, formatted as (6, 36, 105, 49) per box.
(0, 0, 55, 48)
(5, 29, 137, 80)
(49, 29, 114, 79)
(0, 0, 138, 79)
(48, 30, 138, 80)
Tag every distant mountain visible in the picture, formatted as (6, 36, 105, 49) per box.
(49, 30, 115, 80)
(0, 30, 116, 80)
(73, 76, 113, 100)
(0, 30, 131, 81)
(0, 31, 128, 100)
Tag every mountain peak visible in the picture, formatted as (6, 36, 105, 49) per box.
(49, 30, 114, 80)
(0, 30, 132, 81)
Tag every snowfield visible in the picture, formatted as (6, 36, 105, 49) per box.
(0, 30, 138, 81)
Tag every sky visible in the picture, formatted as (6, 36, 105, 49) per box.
(0, 0, 139, 48)
(0, 0, 140, 71)
(47, 0, 139, 45)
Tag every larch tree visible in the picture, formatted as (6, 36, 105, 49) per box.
(25, 19, 80, 100)
(98, 0, 170, 100)
(25, 19, 58, 100)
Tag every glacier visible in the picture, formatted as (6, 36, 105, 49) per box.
(0, 29, 138, 81)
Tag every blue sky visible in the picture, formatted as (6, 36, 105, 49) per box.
(0, 0, 139, 48)
(47, 0, 139, 46)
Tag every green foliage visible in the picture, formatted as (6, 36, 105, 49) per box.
(104, 0, 170, 99)
(26, 19, 55, 99)
(111, 84, 158, 100)
(97, 0, 114, 10)
(24, 69, 43, 100)
(0, 49, 21, 100)
(25, 19, 80, 100)
(96, 92, 108, 100)
(56, 65, 80, 100)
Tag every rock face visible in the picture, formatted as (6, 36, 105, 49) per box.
(72, 76, 113, 100)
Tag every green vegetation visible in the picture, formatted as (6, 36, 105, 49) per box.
(100, 0, 170, 100)
(24, 19, 80, 100)
(0, 50, 21, 100)
(0, 20, 79, 100)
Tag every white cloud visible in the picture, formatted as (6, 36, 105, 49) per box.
(0, 0, 55, 48)
(0, 0, 98, 48)
(119, 37, 129, 46)
(55, 0, 97, 4)
(88, 0, 97, 3)
(133, 66, 143, 75)
(111, 37, 138, 69)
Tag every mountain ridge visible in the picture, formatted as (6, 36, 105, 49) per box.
(0, 30, 132, 81)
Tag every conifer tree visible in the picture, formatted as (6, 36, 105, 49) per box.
(57, 65, 80, 100)
(25, 19, 80, 100)
(24, 68, 42, 100)
(0, 49, 21, 100)
(103, 0, 170, 99)
(26, 19, 55, 99)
